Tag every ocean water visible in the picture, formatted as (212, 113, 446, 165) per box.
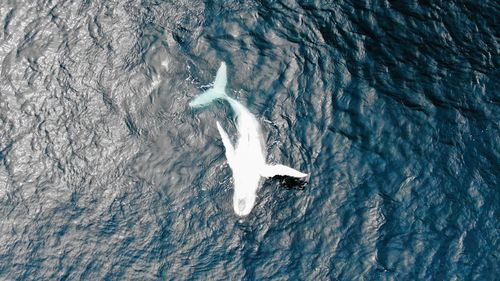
(0, 0, 498, 280)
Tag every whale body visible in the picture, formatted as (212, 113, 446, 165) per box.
(190, 62, 307, 216)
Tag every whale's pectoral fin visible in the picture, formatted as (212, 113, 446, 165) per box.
(260, 164, 308, 178)
(216, 121, 235, 167)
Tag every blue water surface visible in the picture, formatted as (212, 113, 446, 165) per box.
(0, 0, 498, 280)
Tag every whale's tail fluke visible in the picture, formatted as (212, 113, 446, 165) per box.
(189, 62, 228, 108)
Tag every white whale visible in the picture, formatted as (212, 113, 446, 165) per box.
(189, 62, 308, 216)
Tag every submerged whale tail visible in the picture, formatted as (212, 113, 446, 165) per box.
(189, 62, 228, 108)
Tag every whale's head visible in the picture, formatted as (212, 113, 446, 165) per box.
(232, 172, 260, 216)
(233, 191, 256, 217)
